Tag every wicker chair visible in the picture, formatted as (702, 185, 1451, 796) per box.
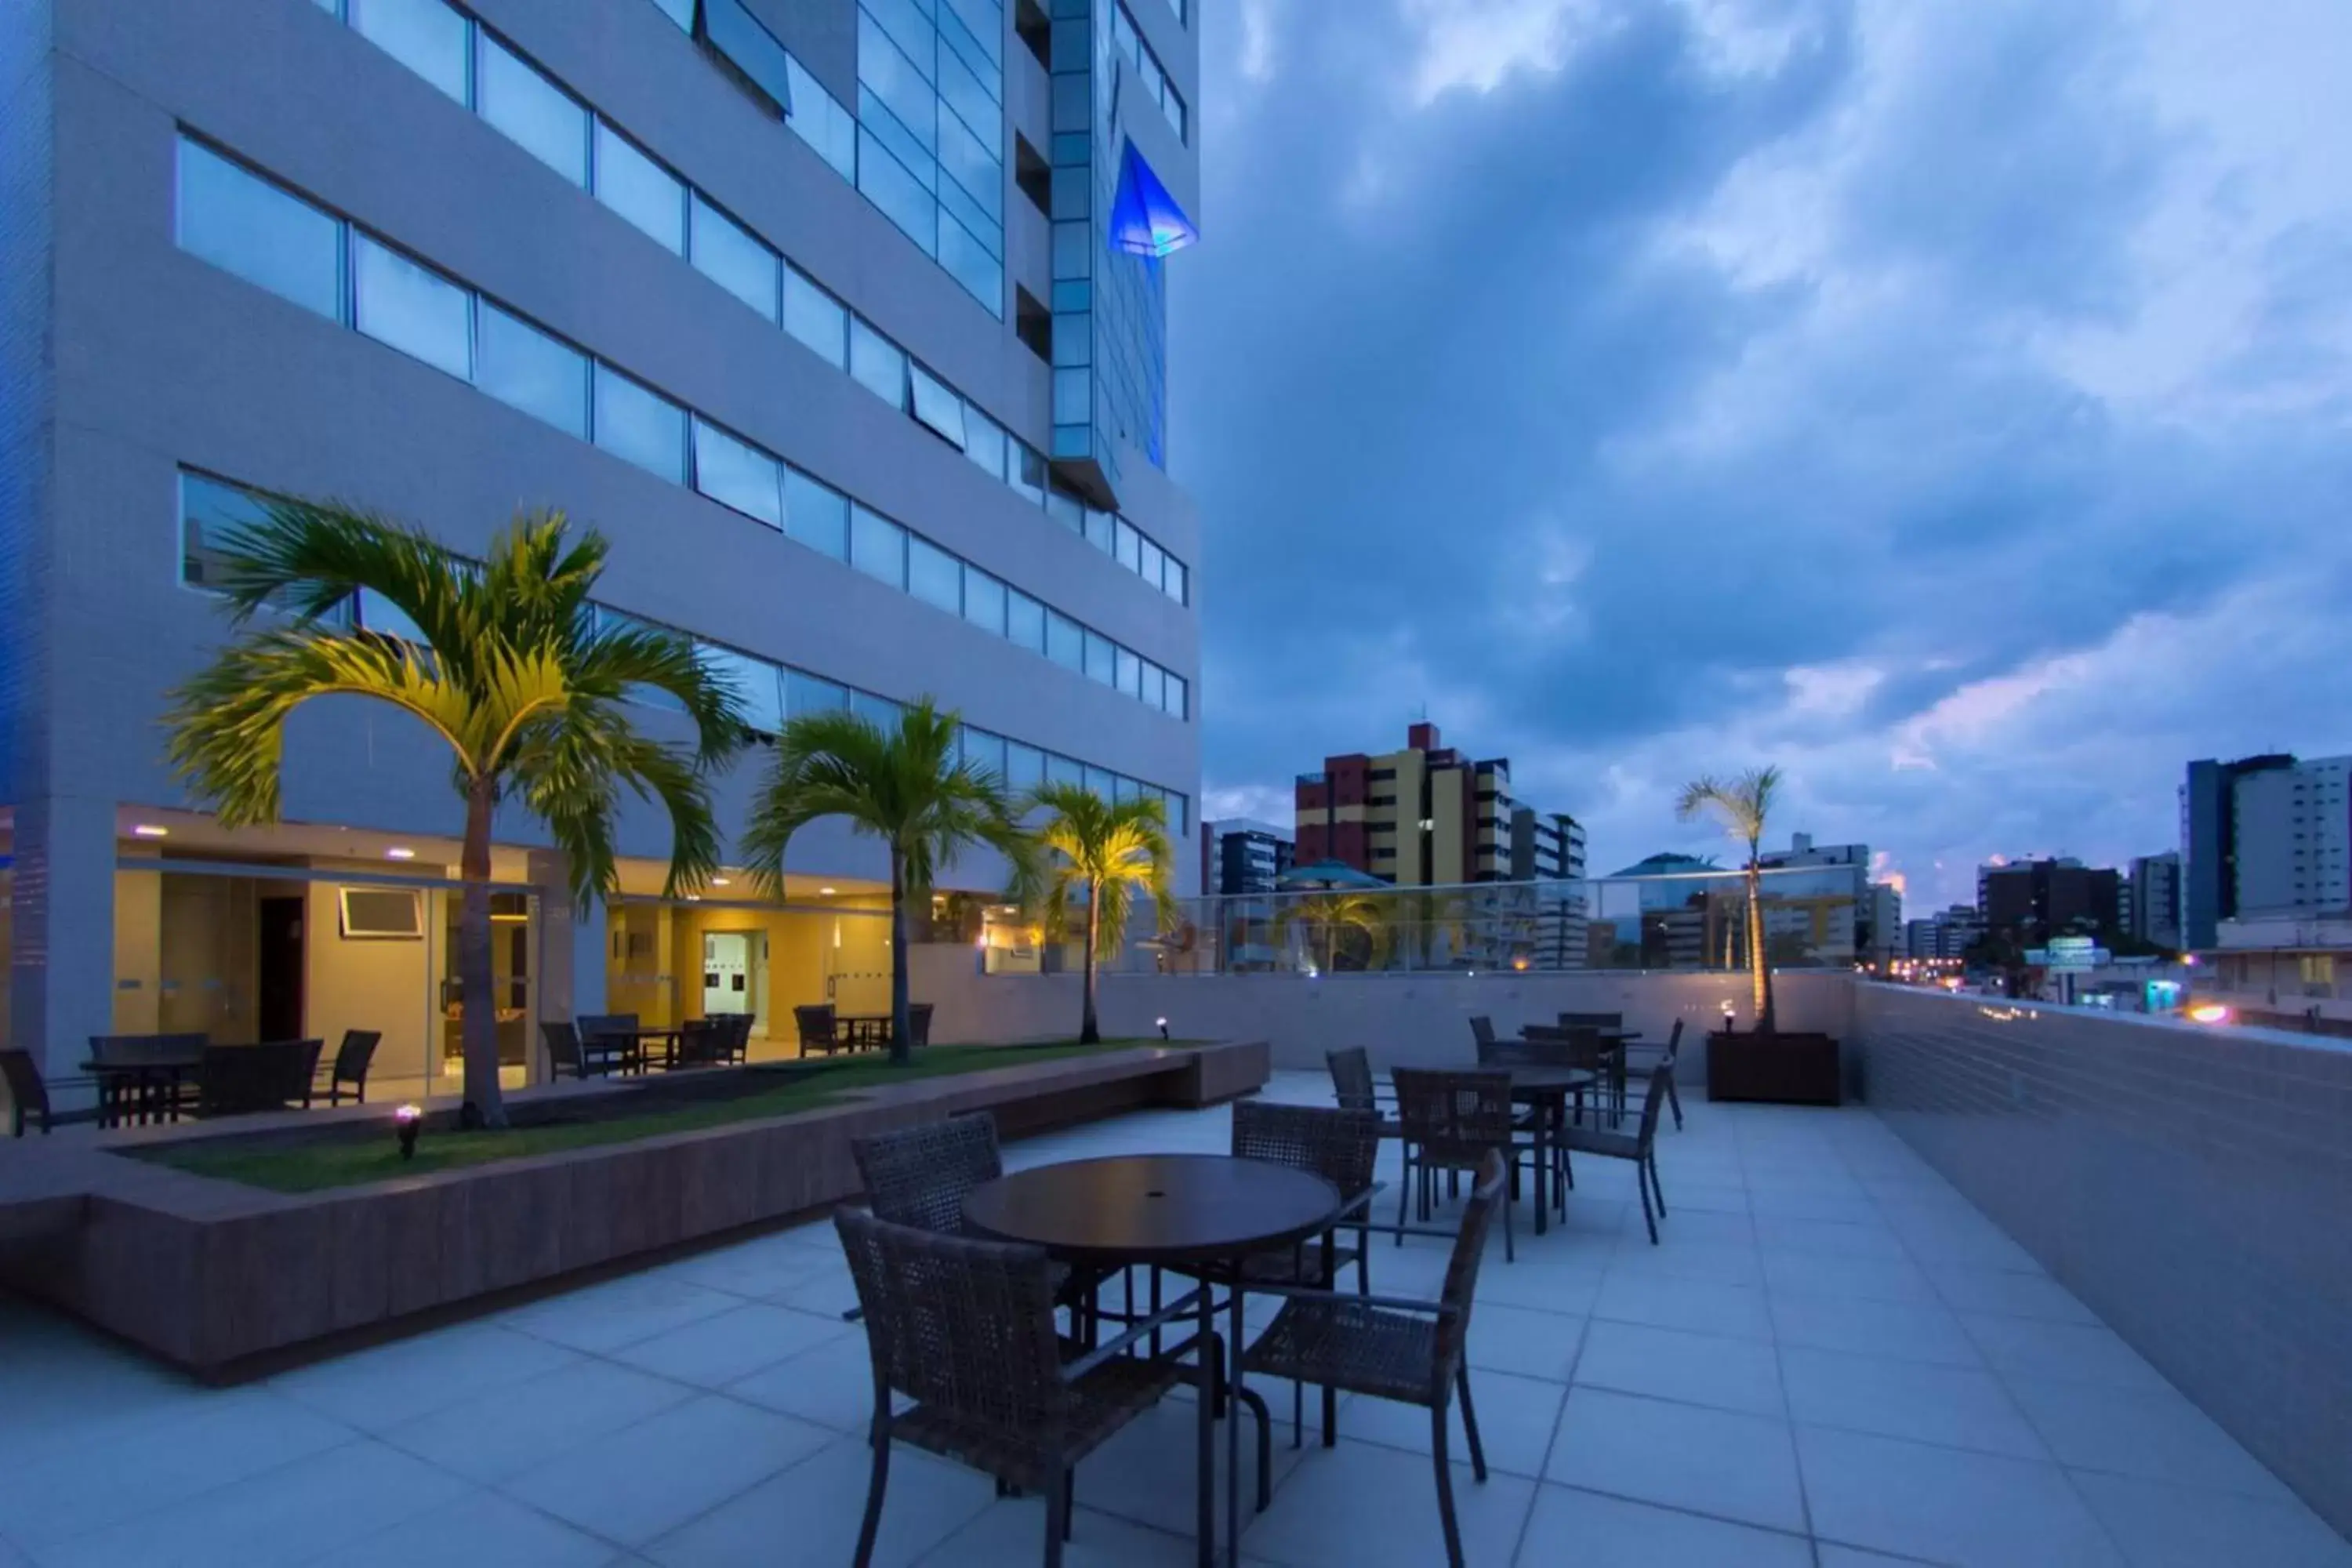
(1324, 1047, 1399, 1134)
(2, 1048, 99, 1136)
(197, 1040, 322, 1117)
(835, 1207, 1202, 1568)
(574, 1014, 642, 1076)
(852, 1112, 1008, 1236)
(1561, 1058, 1677, 1243)
(1624, 1018, 1685, 1131)
(539, 1020, 586, 1080)
(794, 1003, 843, 1057)
(1559, 1012, 1628, 1120)
(1468, 1014, 1498, 1053)
(1391, 1069, 1520, 1262)
(906, 1003, 935, 1050)
(1240, 1150, 1509, 1568)
(318, 1030, 382, 1105)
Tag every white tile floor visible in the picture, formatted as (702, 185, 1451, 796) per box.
(2, 1073, 2347, 1567)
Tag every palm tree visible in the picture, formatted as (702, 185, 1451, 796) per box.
(743, 701, 1032, 1065)
(1026, 786, 1178, 1044)
(164, 502, 743, 1128)
(1677, 766, 1785, 1033)
(1276, 891, 1396, 973)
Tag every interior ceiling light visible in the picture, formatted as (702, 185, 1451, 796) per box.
(131, 824, 169, 839)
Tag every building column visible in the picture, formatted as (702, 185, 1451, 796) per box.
(10, 793, 118, 1089)
(527, 849, 606, 1034)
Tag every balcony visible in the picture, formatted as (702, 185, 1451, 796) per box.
(2, 975, 2347, 1563)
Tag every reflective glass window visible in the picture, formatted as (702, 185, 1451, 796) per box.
(650, 0, 693, 28)
(1011, 443, 1047, 503)
(357, 588, 429, 645)
(477, 32, 587, 183)
(699, 644, 784, 732)
(849, 318, 909, 408)
(858, 11, 937, 148)
(1046, 491, 1084, 534)
(690, 195, 779, 321)
(594, 122, 686, 252)
(909, 364, 967, 448)
(702, 0, 797, 114)
(908, 536, 962, 613)
(783, 267, 848, 366)
(1047, 753, 1084, 788)
(1004, 742, 1044, 791)
(1045, 611, 1083, 672)
(354, 235, 472, 380)
(1114, 646, 1141, 699)
(1116, 519, 1145, 574)
(938, 212, 1003, 314)
(176, 140, 343, 321)
(852, 691, 903, 729)
(960, 727, 1007, 780)
(962, 568, 1006, 634)
(851, 505, 906, 586)
(787, 670, 849, 716)
(1006, 590, 1045, 652)
(784, 468, 850, 561)
(857, 129, 938, 252)
(692, 419, 782, 528)
(964, 407, 1007, 481)
(180, 471, 274, 590)
(1083, 630, 1116, 687)
(353, 0, 470, 103)
(593, 364, 687, 481)
(1083, 764, 1112, 799)
(1166, 672, 1187, 720)
(1165, 558, 1188, 604)
(1138, 537, 1165, 590)
(1139, 662, 1165, 711)
(1084, 509, 1116, 554)
(477, 303, 587, 437)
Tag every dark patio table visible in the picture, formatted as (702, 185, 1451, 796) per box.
(965, 1153, 1343, 1568)
(80, 1050, 205, 1127)
(588, 1026, 685, 1073)
(1407, 1061, 1598, 1233)
(835, 1013, 893, 1051)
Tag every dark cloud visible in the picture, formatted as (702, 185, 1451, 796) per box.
(1175, 0, 2352, 909)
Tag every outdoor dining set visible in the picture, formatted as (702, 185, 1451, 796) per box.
(539, 1012, 756, 1079)
(832, 1010, 1684, 1568)
(2, 1029, 383, 1134)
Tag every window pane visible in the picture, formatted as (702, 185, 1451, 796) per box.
(1047, 753, 1083, 788)
(1083, 764, 1112, 799)
(1138, 537, 1164, 590)
(593, 364, 686, 481)
(477, 303, 586, 436)
(702, 0, 796, 114)
(1116, 518, 1143, 574)
(651, 0, 693, 27)
(787, 670, 848, 717)
(180, 471, 273, 589)
(594, 122, 685, 252)
(1005, 742, 1044, 790)
(1084, 630, 1116, 687)
(849, 318, 908, 408)
(699, 644, 784, 732)
(857, 127, 938, 253)
(960, 727, 1007, 780)
(851, 504, 906, 586)
(477, 33, 586, 183)
(962, 568, 1006, 635)
(1140, 662, 1165, 711)
(1006, 590, 1045, 652)
(354, 235, 472, 379)
(938, 210, 1003, 315)
(784, 269, 848, 365)
(1111, 775, 1135, 804)
(175, 140, 342, 321)
(1046, 611, 1083, 671)
(1046, 490, 1083, 535)
(1084, 508, 1116, 554)
(1166, 673, 1187, 720)
(353, 0, 469, 103)
(690, 195, 779, 321)
(786, 58, 860, 180)
(908, 536, 961, 613)
(964, 408, 1007, 481)
(784, 468, 849, 560)
(1011, 443, 1046, 503)
(909, 365, 967, 448)
(692, 418, 782, 527)
(852, 691, 902, 730)
(1165, 558, 1187, 604)
(1114, 645, 1139, 698)
(858, 11, 937, 143)
(356, 587, 429, 644)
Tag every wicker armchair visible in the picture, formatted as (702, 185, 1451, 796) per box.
(834, 1207, 1203, 1568)
(1561, 1058, 1677, 1243)
(852, 1112, 1007, 1236)
(1468, 1014, 1498, 1053)
(794, 1003, 843, 1057)
(1391, 1069, 1521, 1262)
(1324, 1047, 1399, 1134)
(1240, 1150, 1508, 1568)
(1624, 1018, 1685, 1130)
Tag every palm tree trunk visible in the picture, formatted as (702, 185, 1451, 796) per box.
(1079, 884, 1102, 1044)
(460, 779, 508, 1129)
(888, 848, 912, 1067)
(1744, 860, 1775, 1033)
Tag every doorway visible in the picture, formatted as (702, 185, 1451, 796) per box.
(702, 931, 763, 1022)
(257, 895, 305, 1043)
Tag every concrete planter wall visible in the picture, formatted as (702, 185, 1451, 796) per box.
(1704, 1030, 1843, 1106)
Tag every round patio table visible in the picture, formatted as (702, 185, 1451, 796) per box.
(965, 1154, 1341, 1568)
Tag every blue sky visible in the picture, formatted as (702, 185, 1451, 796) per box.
(1170, 0, 2352, 912)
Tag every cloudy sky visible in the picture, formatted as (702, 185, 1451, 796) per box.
(1168, 0, 2352, 913)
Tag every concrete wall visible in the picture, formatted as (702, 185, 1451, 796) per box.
(1857, 982, 2352, 1538)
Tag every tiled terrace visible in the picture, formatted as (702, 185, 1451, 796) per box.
(2, 1072, 2345, 1568)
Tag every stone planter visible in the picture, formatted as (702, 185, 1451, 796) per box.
(1705, 1029, 1842, 1106)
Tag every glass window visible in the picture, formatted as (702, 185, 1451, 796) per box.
(356, 588, 429, 644)
(1012, 443, 1047, 503)
(852, 691, 902, 730)
(960, 727, 1007, 780)
(1047, 753, 1084, 789)
(175, 140, 343, 321)
(1053, 366, 1090, 425)
(964, 408, 1007, 481)
(477, 32, 586, 183)
(1046, 490, 1084, 535)
(650, 0, 693, 27)
(1006, 590, 1044, 652)
(1084, 509, 1117, 555)
(786, 57, 860, 180)
(783, 468, 849, 561)
(353, 0, 470, 104)
(477, 303, 586, 437)
(857, 11, 938, 145)
(353, 235, 472, 380)
(857, 127, 938, 254)
(593, 364, 687, 482)
(1084, 630, 1116, 687)
(691, 418, 782, 527)
(594, 122, 685, 252)
(937, 52, 998, 158)
(1114, 646, 1139, 698)
(938, 211, 1004, 315)
(783, 267, 848, 367)
(1139, 662, 1165, 711)
(849, 318, 908, 408)
(851, 504, 906, 586)
(702, 0, 796, 114)
(1168, 792, 1188, 834)
(908, 536, 962, 614)
(787, 670, 848, 717)
(690, 196, 779, 321)
(1046, 611, 1083, 671)
(962, 568, 1006, 634)
(1166, 672, 1187, 720)
(909, 364, 967, 448)
(1116, 519, 1144, 574)
(1110, 775, 1136, 804)
(1083, 764, 1112, 799)
(1004, 742, 1044, 791)
(1164, 558, 1187, 604)
(1139, 538, 1165, 590)
(180, 470, 273, 590)
(699, 644, 784, 733)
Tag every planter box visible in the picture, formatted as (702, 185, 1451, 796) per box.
(1706, 1030, 1842, 1106)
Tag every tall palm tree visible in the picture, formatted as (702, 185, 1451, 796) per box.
(164, 503, 743, 1128)
(743, 701, 1032, 1065)
(1276, 891, 1396, 973)
(1677, 766, 1784, 1033)
(1026, 786, 1178, 1044)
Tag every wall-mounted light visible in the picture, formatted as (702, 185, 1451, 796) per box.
(710, 876, 731, 887)
(132, 824, 169, 839)
(819, 886, 838, 897)
(384, 847, 416, 861)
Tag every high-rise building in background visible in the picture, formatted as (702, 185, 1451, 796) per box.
(1201, 819, 1294, 898)
(1866, 882, 1904, 960)
(1293, 723, 1573, 887)
(1906, 905, 1987, 960)
(1509, 806, 1588, 882)
(0, 0, 1202, 1089)
(2129, 851, 2183, 949)
(2180, 755, 2352, 947)
(1978, 858, 2124, 944)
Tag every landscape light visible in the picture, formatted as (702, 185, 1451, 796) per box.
(394, 1104, 423, 1160)
(1156, 1017, 1170, 1041)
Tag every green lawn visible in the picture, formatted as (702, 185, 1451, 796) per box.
(140, 1039, 1168, 1195)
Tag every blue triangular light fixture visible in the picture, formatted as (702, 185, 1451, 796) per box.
(1109, 140, 1198, 258)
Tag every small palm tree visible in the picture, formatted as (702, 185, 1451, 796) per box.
(1026, 786, 1178, 1044)
(1276, 891, 1396, 973)
(165, 502, 744, 1128)
(743, 701, 1032, 1065)
(1677, 766, 1784, 1032)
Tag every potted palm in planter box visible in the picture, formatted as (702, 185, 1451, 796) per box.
(1679, 768, 1844, 1107)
